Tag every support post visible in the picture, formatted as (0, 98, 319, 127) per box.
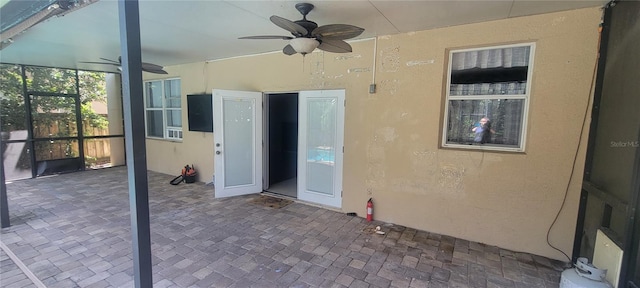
(0, 119, 9, 228)
(118, 0, 153, 287)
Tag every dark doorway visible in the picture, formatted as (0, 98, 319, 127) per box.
(265, 93, 298, 198)
(574, 1, 640, 287)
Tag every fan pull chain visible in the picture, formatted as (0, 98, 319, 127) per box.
(302, 54, 306, 72)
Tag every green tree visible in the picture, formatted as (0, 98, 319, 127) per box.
(1, 65, 109, 135)
(79, 70, 109, 133)
(0, 64, 26, 131)
(1, 65, 110, 167)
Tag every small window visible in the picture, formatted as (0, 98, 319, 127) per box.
(442, 43, 534, 152)
(144, 78, 182, 140)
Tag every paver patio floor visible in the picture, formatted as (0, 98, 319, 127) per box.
(0, 167, 566, 287)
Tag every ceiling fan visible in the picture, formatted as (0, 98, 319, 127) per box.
(80, 56, 168, 74)
(239, 3, 364, 56)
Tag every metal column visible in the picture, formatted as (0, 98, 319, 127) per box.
(0, 115, 9, 228)
(118, 0, 153, 287)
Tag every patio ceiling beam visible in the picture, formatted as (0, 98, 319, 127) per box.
(118, 0, 153, 287)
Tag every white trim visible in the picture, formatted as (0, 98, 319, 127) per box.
(143, 78, 182, 140)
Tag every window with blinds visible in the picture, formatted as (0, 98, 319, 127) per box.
(442, 43, 535, 152)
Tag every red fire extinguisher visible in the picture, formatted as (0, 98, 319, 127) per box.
(366, 198, 373, 222)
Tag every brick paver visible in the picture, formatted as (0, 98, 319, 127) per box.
(0, 167, 566, 287)
(0, 249, 38, 288)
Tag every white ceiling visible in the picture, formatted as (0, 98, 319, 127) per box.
(0, 0, 606, 73)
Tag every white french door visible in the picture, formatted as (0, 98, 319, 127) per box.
(213, 89, 263, 198)
(297, 90, 345, 208)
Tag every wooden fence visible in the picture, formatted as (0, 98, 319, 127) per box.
(32, 119, 115, 167)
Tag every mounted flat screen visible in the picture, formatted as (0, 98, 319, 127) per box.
(187, 94, 213, 132)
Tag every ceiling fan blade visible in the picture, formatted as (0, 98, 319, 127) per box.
(312, 24, 365, 40)
(141, 62, 164, 71)
(318, 39, 352, 53)
(79, 61, 120, 66)
(283, 44, 297, 56)
(142, 67, 168, 74)
(99, 57, 120, 64)
(81, 60, 165, 74)
(239, 35, 294, 40)
(270, 15, 307, 36)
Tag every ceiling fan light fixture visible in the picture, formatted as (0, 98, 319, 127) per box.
(289, 38, 319, 55)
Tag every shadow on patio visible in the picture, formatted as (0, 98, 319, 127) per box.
(0, 167, 565, 287)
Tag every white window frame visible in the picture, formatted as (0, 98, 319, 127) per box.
(441, 43, 535, 152)
(143, 78, 182, 140)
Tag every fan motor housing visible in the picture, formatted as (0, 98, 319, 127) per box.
(294, 20, 317, 36)
(294, 3, 316, 36)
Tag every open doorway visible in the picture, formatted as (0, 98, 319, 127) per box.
(265, 93, 298, 198)
(215, 89, 344, 207)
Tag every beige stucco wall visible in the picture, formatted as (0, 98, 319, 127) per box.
(145, 7, 601, 260)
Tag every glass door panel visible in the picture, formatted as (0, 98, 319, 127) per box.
(298, 90, 345, 208)
(223, 99, 255, 187)
(213, 89, 263, 198)
(305, 98, 336, 195)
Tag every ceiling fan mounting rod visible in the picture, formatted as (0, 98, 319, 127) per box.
(295, 3, 314, 20)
